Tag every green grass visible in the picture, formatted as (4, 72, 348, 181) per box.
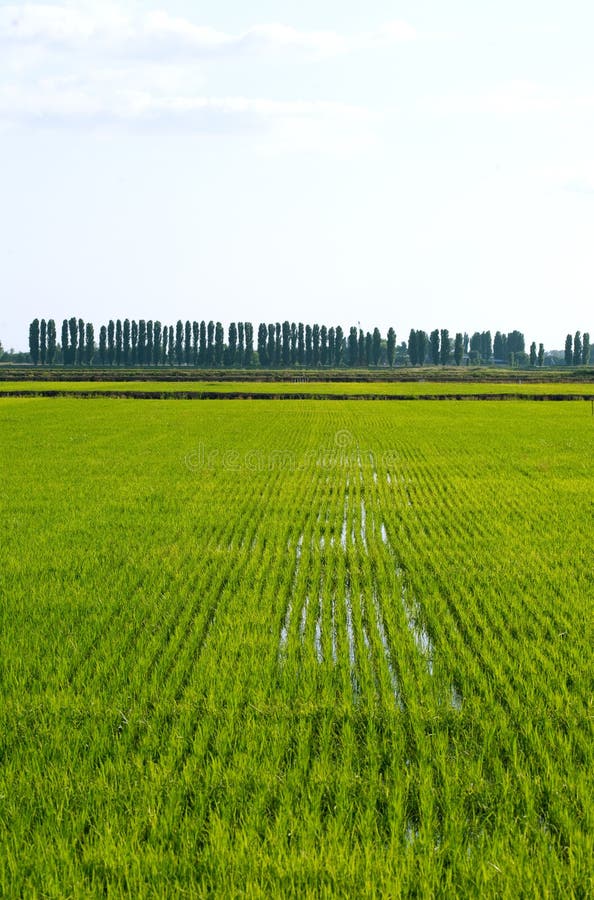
(0, 399, 592, 897)
(1, 379, 594, 395)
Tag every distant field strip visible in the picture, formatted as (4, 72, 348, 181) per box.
(0, 399, 592, 897)
(1, 379, 594, 397)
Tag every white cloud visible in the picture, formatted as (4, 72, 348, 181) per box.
(0, 5, 416, 60)
(0, 4, 392, 150)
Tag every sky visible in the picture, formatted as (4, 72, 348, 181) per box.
(1, 0, 593, 352)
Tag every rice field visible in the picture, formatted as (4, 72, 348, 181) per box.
(0, 378, 593, 396)
(0, 398, 592, 897)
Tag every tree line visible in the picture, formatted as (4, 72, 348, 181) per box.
(26, 317, 591, 367)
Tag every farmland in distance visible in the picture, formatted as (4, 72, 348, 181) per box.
(0, 399, 592, 897)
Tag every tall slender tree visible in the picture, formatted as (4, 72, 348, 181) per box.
(529, 341, 537, 366)
(107, 320, 115, 366)
(207, 321, 215, 366)
(430, 329, 440, 365)
(564, 334, 573, 366)
(348, 327, 358, 367)
(29, 319, 40, 364)
(77, 319, 85, 365)
(440, 329, 451, 365)
(320, 325, 328, 366)
(387, 327, 396, 367)
(454, 332, 463, 366)
(372, 327, 381, 366)
(282, 321, 291, 367)
(153, 321, 161, 365)
(39, 319, 47, 365)
(123, 319, 131, 365)
(146, 321, 154, 365)
(215, 322, 224, 366)
(138, 320, 146, 365)
(258, 323, 268, 366)
(227, 322, 237, 366)
(131, 320, 138, 365)
(184, 320, 192, 365)
(582, 333, 590, 365)
(335, 326, 344, 366)
(199, 321, 207, 366)
(47, 319, 57, 365)
(538, 343, 545, 367)
(62, 319, 69, 365)
(84, 322, 94, 365)
(69, 317, 78, 366)
(574, 331, 582, 366)
(237, 322, 245, 367)
(116, 320, 123, 366)
(312, 324, 320, 366)
(408, 329, 418, 366)
(99, 325, 107, 366)
(244, 322, 254, 366)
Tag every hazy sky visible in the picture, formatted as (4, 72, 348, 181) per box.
(1, 0, 593, 351)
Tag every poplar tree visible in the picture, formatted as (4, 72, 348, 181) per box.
(146, 321, 154, 365)
(417, 330, 428, 365)
(237, 322, 245, 366)
(116, 320, 123, 366)
(454, 332, 463, 366)
(258, 323, 268, 366)
(408, 329, 418, 366)
(564, 334, 573, 366)
(328, 327, 336, 366)
(430, 329, 440, 365)
(69, 318, 78, 366)
(227, 322, 237, 366)
(77, 319, 85, 365)
(582, 333, 590, 365)
(138, 320, 146, 365)
(372, 327, 381, 366)
(348, 327, 358, 366)
(365, 331, 372, 366)
(282, 321, 291, 367)
(84, 323, 94, 365)
(215, 322, 224, 366)
(153, 321, 161, 365)
(99, 325, 107, 365)
(574, 331, 582, 366)
(168, 325, 175, 365)
(530, 342, 537, 366)
(320, 325, 328, 366)
(62, 319, 69, 365)
(207, 321, 215, 365)
(184, 320, 192, 365)
(290, 322, 297, 365)
(161, 325, 168, 365)
(312, 324, 320, 366)
(387, 327, 396, 367)
(191, 321, 199, 366)
(267, 324, 275, 366)
(335, 326, 344, 366)
(538, 343, 545, 367)
(39, 319, 47, 364)
(47, 319, 57, 365)
(244, 322, 254, 366)
(29, 319, 40, 364)
(131, 320, 138, 365)
(175, 320, 184, 365)
(123, 319, 131, 365)
(440, 329, 451, 365)
(107, 320, 115, 366)
(297, 323, 305, 365)
(199, 321, 207, 365)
